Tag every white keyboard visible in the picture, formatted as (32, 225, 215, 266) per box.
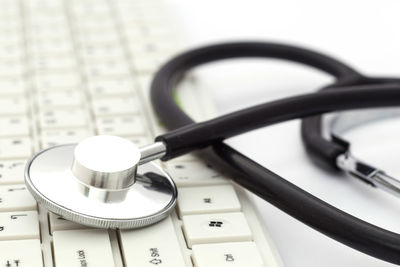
(0, 0, 284, 266)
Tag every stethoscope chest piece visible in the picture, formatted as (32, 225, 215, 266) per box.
(24, 135, 177, 229)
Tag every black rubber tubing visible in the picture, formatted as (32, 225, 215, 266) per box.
(301, 77, 400, 170)
(150, 41, 400, 264)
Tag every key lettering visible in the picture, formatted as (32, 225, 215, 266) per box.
(225, 254, 235, 262)
(10, 214, 27, 220)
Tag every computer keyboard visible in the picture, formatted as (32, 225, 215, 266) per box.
(0, 0, 284, 266)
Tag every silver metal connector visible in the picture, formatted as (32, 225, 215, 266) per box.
(139, 141, 167, 165)
(337, 153, 400, 197)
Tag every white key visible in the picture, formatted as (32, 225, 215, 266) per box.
(0, 211, 40, 240)
(28, 40, 74, 55)
(37, 89, 83, 107)
(96, 115, 147, 136)
(39, 109, 88, 129)
(119, 216, 186, 267)
(77, 31, 120, 45)
(80, 43, 125, 61)
(0, 160, 26, 185)
(0, 239, 43, 267)
(192, 242, 264, 267)
(182, 212, 253, 248)
(0, 44, 23, 59)
(31, 55, 77, 71)
(132, 52, 173, 73)
(53, 229, 115, 267)
(0, 116, 30, 137)
(0, 97, 27, 115)
(41, 128, 93, 148)
(177, 185, 241, 216)
(92, 96, 140, 116)
(49, 213, 87, 233)
(128, 39, 178, 60)
(34, 72, 81, 90)
(0, 185, 37, 212)
(166, 161, 229, 187)
(84, 60, 130, 78)
(0, 79, 25, 95)
(0, 60, 24, 77)
(126, 136, 150, 146)
(0, 137, 32, 159)
(88, 78, 135, 97)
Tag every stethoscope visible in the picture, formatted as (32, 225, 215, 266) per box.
(24, 42, 400, 264)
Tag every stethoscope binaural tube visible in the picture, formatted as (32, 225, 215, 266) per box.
(150, 42, 400, 264)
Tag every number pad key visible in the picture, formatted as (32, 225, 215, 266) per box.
(177, 185, 241, 216)
(192, 242, 264, 267)
(0, 239, 43, 267)
(0, 185, 37, 212)
(0, 137, 32, 159)
(165, 162, 229, 187)
(182, 212, 252, 248)
(0, 211, 40, 240)
(0, 160, 26, 184)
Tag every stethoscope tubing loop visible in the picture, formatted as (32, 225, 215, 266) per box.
(150, 41, 400, 264)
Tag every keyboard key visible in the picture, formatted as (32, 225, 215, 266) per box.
(0, 116, 30, 137)
(0, 79, 26, 95)
(88, 78, 135, 97)
(92, 96, 140, 116)
(192, 242, 264, 267)
(119, 216, 186, 267)
(0, 211, 40, 241)
(0, 160, 26, 185)
(0, 137, 32, 159)
(0, 59, 24, 77)
(80, 43, 125, 61)
(0, 239, 43, 267)
(53, 229, 115, 267)
(31, 54, 78, 71)
(96, 115, 147, 136)
(84, 60, 130, 78)
(126, 135, 150, 146)
(166, 161, 229, 187)
(0, 185, 37, 212)
(177, 185, 241, 216)
(37, 89, 83, 107)
(39, 109, 88, 129)
(28, 40, 74, 56)
(182, 212, 252, 248)
(49, 213, 87, 234)
(40, 128, 93, 148)
(0, 97, 27, 115)
(34, 72, 81, 90)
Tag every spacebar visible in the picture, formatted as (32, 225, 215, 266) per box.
(119, 216, 186, 267)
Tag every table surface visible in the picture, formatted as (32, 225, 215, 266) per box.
(170, 0, 400, 266)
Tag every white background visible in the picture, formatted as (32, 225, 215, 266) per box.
(169, 1, 400, 266)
